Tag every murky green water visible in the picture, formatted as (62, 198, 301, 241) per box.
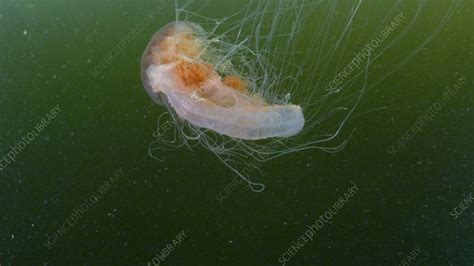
(1, 0, 473, 265)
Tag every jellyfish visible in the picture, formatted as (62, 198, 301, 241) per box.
(143, 0, 461, 192)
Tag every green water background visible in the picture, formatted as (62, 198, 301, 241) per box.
(1, 0, 473, 265)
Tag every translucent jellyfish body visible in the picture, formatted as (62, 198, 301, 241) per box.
(143, 0, 461, 193)
(141, 22, 304, 140)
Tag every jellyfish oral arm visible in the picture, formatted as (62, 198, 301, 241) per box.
(146, 64, 304, 140)
(167, 89, 305, 140)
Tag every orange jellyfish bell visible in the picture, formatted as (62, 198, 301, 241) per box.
(141, 21, 304, 140)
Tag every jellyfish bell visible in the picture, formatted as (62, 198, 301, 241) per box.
(141, 21, 304, 140)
